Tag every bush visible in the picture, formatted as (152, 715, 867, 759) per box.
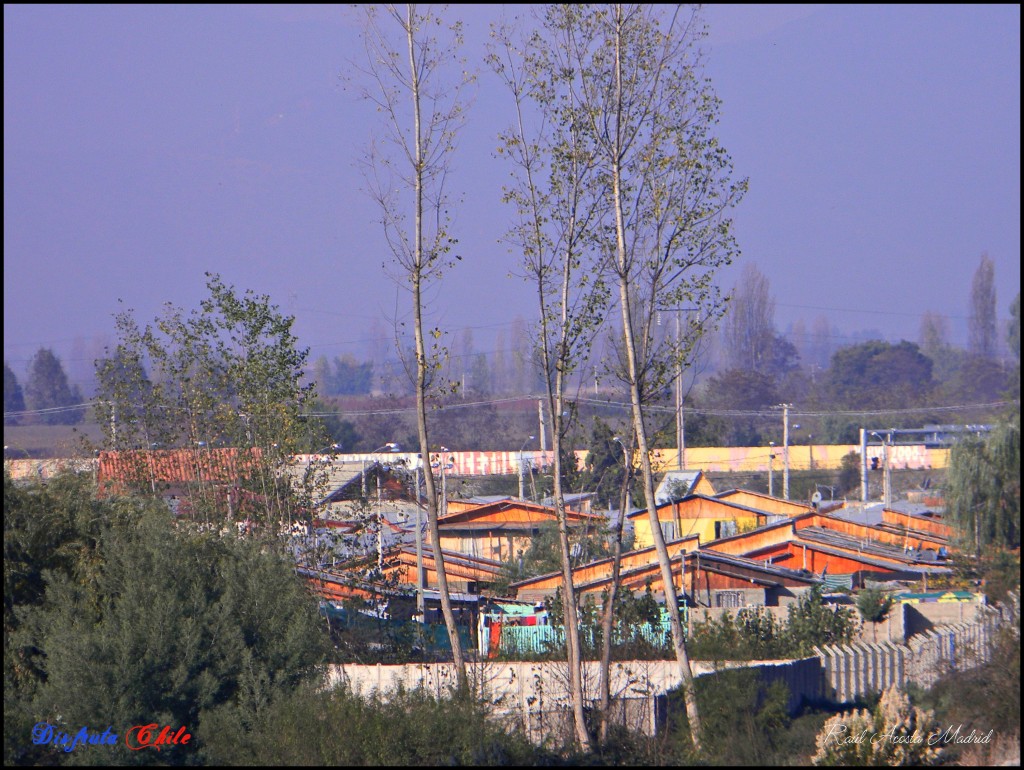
(811, 686, 943, 766)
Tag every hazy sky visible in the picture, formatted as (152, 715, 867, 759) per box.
(4, 4, 1020, 389)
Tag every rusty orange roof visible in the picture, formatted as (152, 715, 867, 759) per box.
(437, 498, 602, 527)
(97, 447, 265, 495)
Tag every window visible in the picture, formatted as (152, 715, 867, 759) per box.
(714, 520, 738, 539)
(715, 591, 742, 608)
(660, 521, 678, 540)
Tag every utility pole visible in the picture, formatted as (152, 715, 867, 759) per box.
(860, 428, 869, 503)
(781, 403, 793, 500)
(518, 435, 535, 500)
(883, 430, 893, 510)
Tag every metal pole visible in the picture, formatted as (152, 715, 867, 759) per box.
(518, 436, 534, 500)
(860, 428, 868, 503)
(768, 443, 775, 497)
(782, 404, 791, 500)
(880, 434, 888, 511)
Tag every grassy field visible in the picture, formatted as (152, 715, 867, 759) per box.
(3, 422, 104, 458)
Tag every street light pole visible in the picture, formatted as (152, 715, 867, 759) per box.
(780, 404, 794, 500)
(883, 431, 892, 510)
(870, 431, 892, 508)
(362, 443, 399, 572)
(768, 442, 776, 497)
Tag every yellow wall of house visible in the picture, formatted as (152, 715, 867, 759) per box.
(438, 534, 531, 562)
(717, 491, 810, 516)
(632, 511, 760, 550)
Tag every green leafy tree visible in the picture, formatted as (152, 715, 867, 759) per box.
(3, 362, 25, 425)
(698, 368, 779, 446)
(837, 450, 861, 496)
(301, 398, 361, 452)
(856, 586, 894, 642)
(1007, 291, 1020, 403)
(820, 339, 934, 416)
(722, 263, 800, 380)
(489, 14, 612, 737)
(968, 252, 997, 359)
(582, 419, 635, 511)
(932, 354, 1012, 414)
(785, 584, 856, 657)
(1008, 292, 1021, 361)
(94, 273, 318, 524)
(4, 471, 327, 766)
(313, 354, 374, 396)
(23, 348, 84, 425)
(946, 414, 1021, 554)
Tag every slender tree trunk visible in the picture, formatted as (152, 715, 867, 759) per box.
(405, 7, 466, 689)
(545, 252, 593, 750)
(598, 449, 630, 743)
(612, 157, 702, 751)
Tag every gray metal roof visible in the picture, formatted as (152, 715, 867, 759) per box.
(655, 470, 703, 504)
(797, 526, 950, 573)
(829, 502, 886, 526)
(888, 500, 946, 517)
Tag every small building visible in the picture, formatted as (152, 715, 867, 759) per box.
(510, 535, 700, 602)
(654, 470, 716, 503)
(433, 498, 605, 562)
(511, 542, 819, 609)
(628, 494, 784, 549)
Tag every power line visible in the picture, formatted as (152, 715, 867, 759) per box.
(7, 396, 1015, 423)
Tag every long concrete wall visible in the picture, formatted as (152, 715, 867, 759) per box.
(326, 656, 825, 744)
(814, 608, 1002, 704)
(325, 610, 1003, 744)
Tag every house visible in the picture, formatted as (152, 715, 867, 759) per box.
(510, 535, 700, 602)
(706, 513, 952, 589)
(96, 447, 276, 521)
(300, 564, 484, 626)
(654, 469, 716, 503)
(713, 489, 817, 517)
(540, 491, 598, 515)
(287, 456, 420, 515)
(375, 544, 504, 594)
(879, 505, 954, 541)
(433, 498, 606, 562)
(511, 539, 819, 609)
(627, 494, 784, 549)
(97, 447, 265, 498)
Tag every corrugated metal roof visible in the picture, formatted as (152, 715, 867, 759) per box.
(655, 470, 703, 504)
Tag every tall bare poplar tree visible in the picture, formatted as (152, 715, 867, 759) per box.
(489, 8, 609, 747)
(968, 252, 997, 359)
(724, 263, 776, 372)
(351, 4, 472, 688)
(568, 5, 747, 747)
